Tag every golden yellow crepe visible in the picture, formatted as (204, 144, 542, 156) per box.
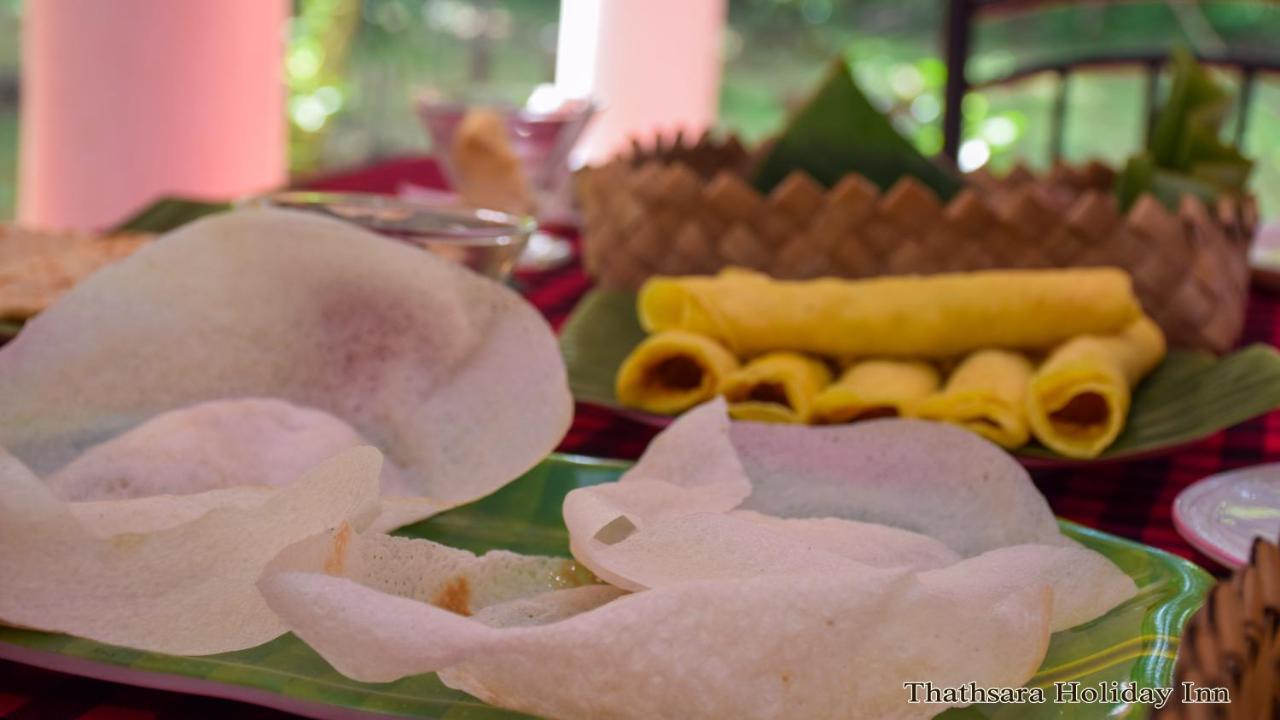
(1026, 317, 1166, 459)
(718, 352, 832, 424)
(810, 360, 941, 425)
(639, 268, 1141, 359)
(910, 350, 1034, 448)
(616, 330, 740, 415)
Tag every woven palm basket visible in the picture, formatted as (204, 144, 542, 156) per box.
(1155, 537, 1280, 719)
(575, 134, 1257, 353)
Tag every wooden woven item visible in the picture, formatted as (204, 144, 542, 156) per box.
(575, 134, 1257, 353)
(1155, 538, 1280, 719)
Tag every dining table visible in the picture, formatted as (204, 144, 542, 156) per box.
(1, 155, 1276, 719)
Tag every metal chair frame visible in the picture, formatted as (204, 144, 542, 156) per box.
(941, 0, 1280, 162)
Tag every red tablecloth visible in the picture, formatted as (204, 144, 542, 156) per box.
(3, 156, 1276, 718)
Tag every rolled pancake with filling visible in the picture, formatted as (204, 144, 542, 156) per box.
(639, 267, 1141, 358)
(616, 330, 739, 415)
(1026, 317, 1166, 459)
(810, 360, 940, 424)
(910, 350, 1033, 448)
(717, 352, 832, 424)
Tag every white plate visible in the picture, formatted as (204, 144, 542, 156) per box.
(1174, 463, 1280, 568)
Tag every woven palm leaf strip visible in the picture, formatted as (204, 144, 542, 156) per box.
(1155, 537, 1280, 719)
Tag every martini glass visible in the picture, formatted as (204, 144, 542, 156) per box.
(416, 95, 595, 271)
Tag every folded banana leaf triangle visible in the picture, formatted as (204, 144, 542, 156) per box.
(751, 58, 962, 198)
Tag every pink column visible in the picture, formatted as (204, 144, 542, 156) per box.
(557, 0, 727, 164)
(18, 0, 289, 230)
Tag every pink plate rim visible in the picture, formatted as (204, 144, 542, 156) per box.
(1170, 467, 1280, 570)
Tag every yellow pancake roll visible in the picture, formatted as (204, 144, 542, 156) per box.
(718, 352, 833, 424)
(810, 360, 941, 425)
(1026, 316, 1166, 459)
(615, 330, 740, 415)
(910, 350, 1034, 448)
(638, 267, 1142, 359)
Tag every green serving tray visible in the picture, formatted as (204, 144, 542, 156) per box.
(0, 453, 1211, 719)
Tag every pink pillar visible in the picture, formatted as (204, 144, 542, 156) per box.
(557, 0, 727, 164)
(18, 0, 289, 230)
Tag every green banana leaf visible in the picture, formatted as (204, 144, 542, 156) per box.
(1150, 50, 1228, 170)
(1116, 155, 1230, 211)
(559, 289, 1280, 463)
(752, 59, 962, 199)
(0, 453, 1212, 720)
(1119, 48, 1252, 211)
(111, 197, 232, 233)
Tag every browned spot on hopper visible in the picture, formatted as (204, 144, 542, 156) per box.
(433, 576, 473, 616)
(323, 523, 352, 576)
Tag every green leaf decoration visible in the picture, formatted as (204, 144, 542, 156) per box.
(1115, 154, 1157, 210)
(111, 197, 231, 234)
(0, 453, 1211, 719)
(560, 289, 1280, 463)
(559, 289, 647, 408)
(751, 58, 962, 199)
(1118, 48, 1253, 210)
(1151, 49, 1231, 170)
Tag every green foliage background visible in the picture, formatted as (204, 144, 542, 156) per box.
(0, 0, 1277, 219)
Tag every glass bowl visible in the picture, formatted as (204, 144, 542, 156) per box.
(244, 191, 536, 280)
(415, 98, 595, 224)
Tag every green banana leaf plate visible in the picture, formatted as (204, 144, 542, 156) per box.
(560, 289, 1280, 468)
(0, 453, 1212, 719)
(112, 196, 233, 234)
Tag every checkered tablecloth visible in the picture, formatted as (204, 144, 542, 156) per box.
(3, 156, 1275, 718)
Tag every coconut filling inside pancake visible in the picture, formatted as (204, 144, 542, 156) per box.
(809, 360, 940, 426)
(718, 352, 832, 424)
(1025, 317, 1165, 459)
(614, 330, 740, 415)
(733, 381, 791, 407)
(1044, 389, 1113, 441)
(908, 350, 1032, 449)
(912, 393, 1028, 448)
(648, 356, 710, 392)
(722, 381, 801, 424)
